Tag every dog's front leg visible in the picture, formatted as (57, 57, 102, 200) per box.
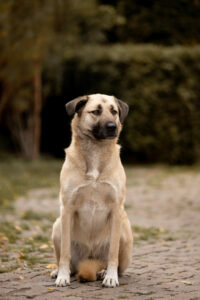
(102, 205, 121, 288)
(56, 205, 71, 287)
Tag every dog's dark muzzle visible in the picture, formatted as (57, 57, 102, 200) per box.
(92, 122, 118, 140)
(106, 122, 117, 136)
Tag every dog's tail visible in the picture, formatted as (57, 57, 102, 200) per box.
(76, 259, 105, 282)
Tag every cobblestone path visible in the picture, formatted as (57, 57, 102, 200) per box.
(0, 166, 200, 299)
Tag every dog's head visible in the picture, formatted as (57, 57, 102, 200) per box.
(66, 94, 129, 140)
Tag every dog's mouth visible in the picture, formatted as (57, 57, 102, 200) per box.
(92, 122, 118, 140)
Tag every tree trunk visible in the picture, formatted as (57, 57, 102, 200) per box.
(32, 58, 42, 159)
(0, 86, 10, 123)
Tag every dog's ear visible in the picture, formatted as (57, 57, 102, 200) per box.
(65, 96, 88, 116)
(114, 97, 129, 123)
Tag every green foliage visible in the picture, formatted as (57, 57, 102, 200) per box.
(0, 0, 119, 157)
(0, 155, 61, 210)
(63, 44, 200, 164)
(0, 0, 119, 91)
(100, 0, 200, 45)
(1, 0, 200, 162)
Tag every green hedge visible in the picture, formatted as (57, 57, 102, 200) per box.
(63, 45, 200, 164)
(102, 0, 200, 45)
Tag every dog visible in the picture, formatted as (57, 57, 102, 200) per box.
(51, 94, 133, 288)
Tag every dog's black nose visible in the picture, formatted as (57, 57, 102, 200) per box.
(106, 122, 117, 132)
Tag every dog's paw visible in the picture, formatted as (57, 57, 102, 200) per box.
(102, 268, 119, 288)
(55, 275, 70, 287)
(50, 269, 58, 279)
(102, 275, 119, 288)
(55, 268, 70, 287)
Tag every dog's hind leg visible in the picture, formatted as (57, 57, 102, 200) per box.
(118, 222, 133, 275)
(51, 268, 59, 279)
(97, 269, 106, 280)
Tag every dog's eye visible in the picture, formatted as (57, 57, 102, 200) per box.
(111, 109, 118, 115)
(90, 110, 101, 116)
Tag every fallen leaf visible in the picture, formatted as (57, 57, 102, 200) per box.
(40, 244, 49, 249)
(47, 287, 55, 290)
(181, 280, 193, 285)
(2, 246, 8, 252)
(15, 225, 22, 231)
(19, 252, 25, 258)
(159, 228, 166, 233)
(19, 276, 24, 280)
(46, 264, 57, 269)
(29, 237, 34, 241)
(17, 267, 22, 271)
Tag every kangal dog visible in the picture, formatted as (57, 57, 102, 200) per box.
(51, 94, 133, 288)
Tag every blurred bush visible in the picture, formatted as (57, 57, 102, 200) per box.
(1, 0, 200, 164)
(62, 44, 200, 164)
(101, 0, 200, 45)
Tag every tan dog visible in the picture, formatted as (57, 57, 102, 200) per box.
(51, 94, 133, 288)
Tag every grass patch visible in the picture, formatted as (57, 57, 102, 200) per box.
(0, 155, 62, 211)
(0, 254, 9, 262)
(133, 225, 162, 241)
(41, 223, 51, 232)
(0, 263, 20, 273)
(21, 245, 37, 253)
(0, 221, 21, 243)
(125, 164, 200, 187)
(133, 225, 170, 242)
(0, 252, 48, 273)
(33, 234, 49, 244)
(20, 223, 30, 230)
(21, 235, 51, 249)
(24, 254, 48, 267)
(124, 204, 132, 210)
(21, 210, 55, 222)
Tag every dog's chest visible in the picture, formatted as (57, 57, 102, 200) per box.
(77, 198, 108, 228)
(72, 181, 115, 234)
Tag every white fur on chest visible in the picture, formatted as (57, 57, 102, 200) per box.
(86, 168, 99, 180)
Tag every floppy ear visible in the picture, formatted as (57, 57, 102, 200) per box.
(65, 96, 88, 116)
(114, 97, 129, 123)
